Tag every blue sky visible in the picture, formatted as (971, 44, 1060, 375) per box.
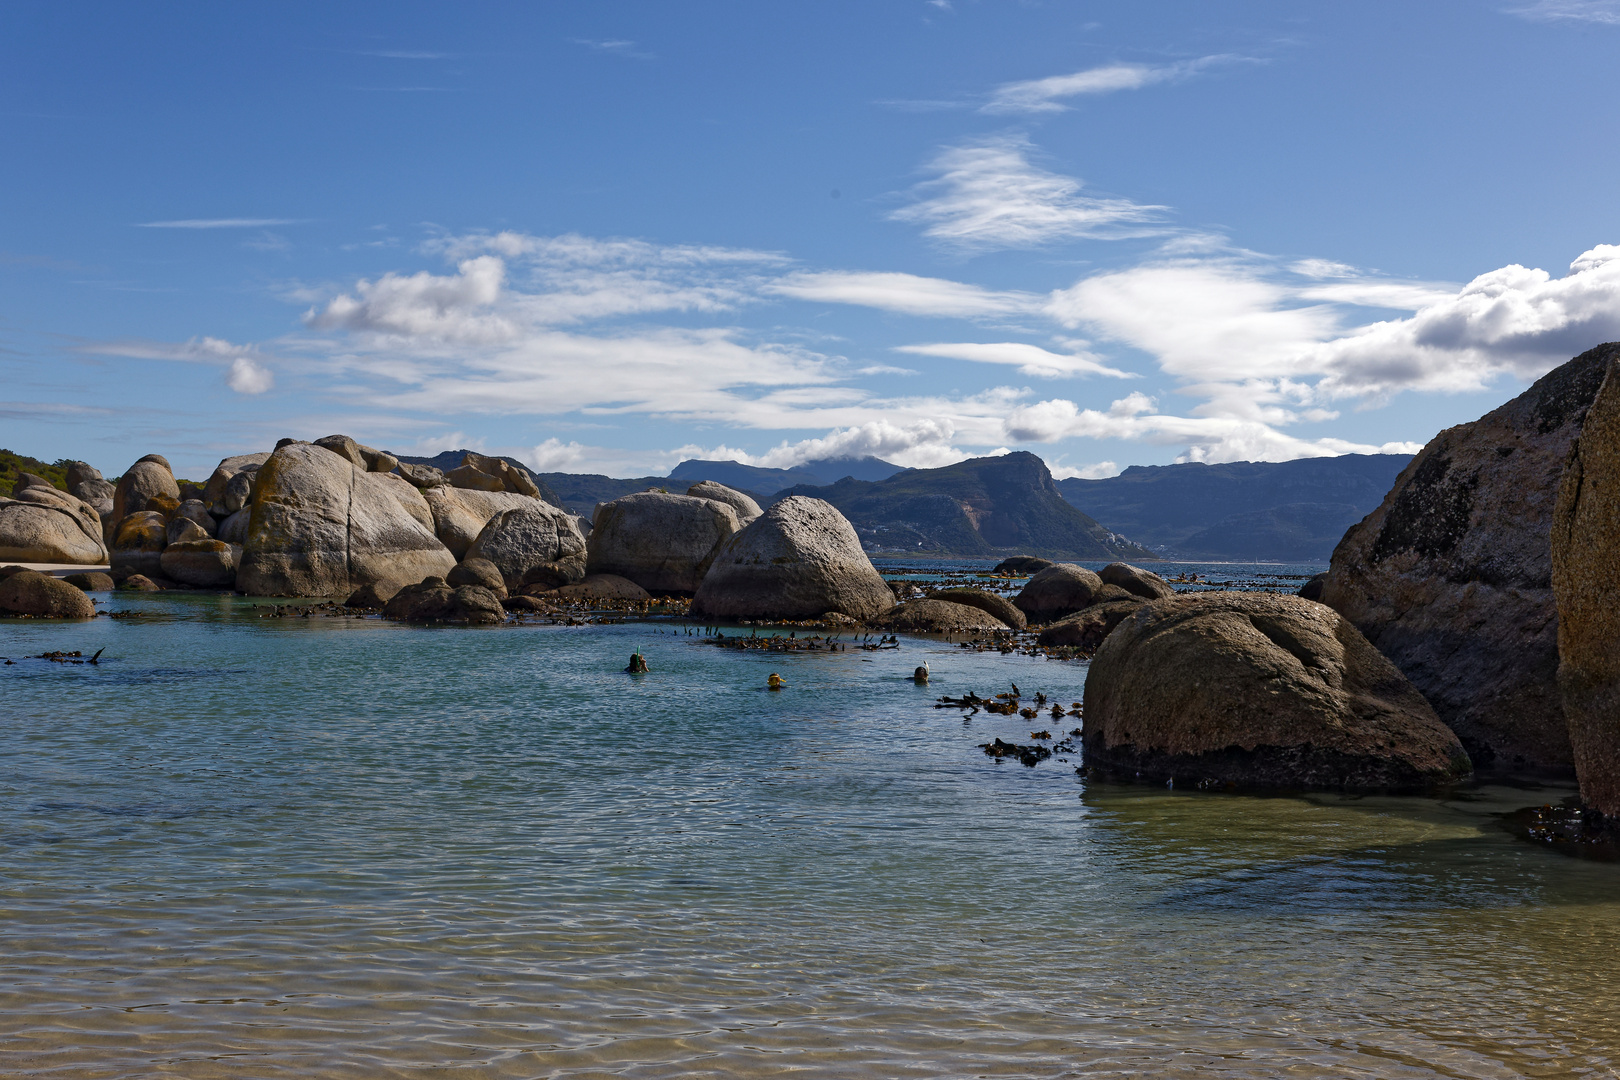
(3, 0, 1619, 481)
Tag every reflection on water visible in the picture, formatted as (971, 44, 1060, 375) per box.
(1, 589, 1616, 1078)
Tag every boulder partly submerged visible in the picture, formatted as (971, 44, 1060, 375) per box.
(873, 598, 1008, 632)
(381, 577, 506, 625)
(1036, 599, 1143, 651)
(238, 442, 455, 597)
(692, 496, 895, 621)
(1323, 341, 1620, 776)
(927, 587, 1026, 630)
(1552, 352, 1620, 815)
(0, 569, 96, 618)
(588, 491, 743, 593)
(1083, 592, 1472, 792)
(1013, 563, 1104, 623)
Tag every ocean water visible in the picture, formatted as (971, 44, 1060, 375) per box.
(3, 584, 1619, 1078)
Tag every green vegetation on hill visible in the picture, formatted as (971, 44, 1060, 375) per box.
(775, 451, 1159, 561)
(0, 449, 71, 498)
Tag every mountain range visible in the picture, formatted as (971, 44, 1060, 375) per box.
(1056, 454, 1413, 562)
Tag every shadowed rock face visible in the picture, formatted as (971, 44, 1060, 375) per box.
(927, 588, 1026, 630)
(588, 491, 743, 594)
(873, 598, 1008, 632)
(1013, 564, 1104, 624)
(1553, 356, 1620, 815)
(1083, 592, 1471, 792)
(238, 442, 455, 597)
(1323, 342, 1620, 777)
(691, 496, 895, 621)
(0, 569, 96, 618)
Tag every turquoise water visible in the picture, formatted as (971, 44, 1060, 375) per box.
(3, 589, 1619, 1078)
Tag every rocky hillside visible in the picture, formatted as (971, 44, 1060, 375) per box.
(1058, 454, 1412, 562)
(668, 455, 902, 493)
(774, 451, 1157, 560)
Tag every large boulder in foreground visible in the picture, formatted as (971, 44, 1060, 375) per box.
(1322, 342, 1620, 776)
(0, 569, 96, 618)
(1083, 592, 1472, 792)
(238, 442, 456, 596)
(1553, 353, 1620, 815)
(464, 504, 587, 590)
(1013, 563, 1104, 623)
(691, 496, 895, 621)
(588, 491, 743, 593)
(0, 481, 108, 564)
(928, 587, 1026, 630)
(873, 598, 1008, 632)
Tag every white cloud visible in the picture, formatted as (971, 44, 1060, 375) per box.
(889, 135, 1167, 252)
(306, 256, 516, 344)
(895, 341, 1134, 378)
(1308, 244, 1620, 401)
(1050, 460, 1120, 480)
(526, 437, 590, 472)
(225, 356, 274, 394)
(137, 218, 305, 229)
(983, 56, 1244, 114)
(1001, 394, 1424, 463)
(1508, 0, 1620, 23)
(767, 271, 1037, 317)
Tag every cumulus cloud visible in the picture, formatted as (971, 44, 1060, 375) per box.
(1049, 460, 1120, 480)
(306, 255, 515, 344)
(767, 271, 1037, 317)
(225, 356, 274, 394)
(895, 341, 1134, 378)
(527, 437, 590, 472)
(1308, 244, 1620, 400)
(983, 56, 1245, 114)
(889, 135, 1167, 252)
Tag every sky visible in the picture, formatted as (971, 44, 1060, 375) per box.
(3, 0, 1619, 482)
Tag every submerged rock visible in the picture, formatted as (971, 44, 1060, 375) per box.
(1035, 600, 1143, 651)
(874, 598, 1009, 632)
(588, 491, 743, 593)
(381, 578, 506, 625)
(993, 556, 1054, 576)
(1083, 591, 1471, 792)
(691, 496, 895, 621)
(555, 574, 652, 601)
(928, 587, 1026, 630)
(1013, 563, 1104, 623)
(1322, 342, 1620, 775)
(0, 569, 96, 618)
(1553, 352, 1620, 815)
(64, 571, 115, 591)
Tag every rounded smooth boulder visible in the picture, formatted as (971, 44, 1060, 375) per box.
(1013, 563, 1104, 623)
(1035, 600, 1142, 651)
(0, 483, 108, 564)
(587, 491, 743, 594)
(1082, 591, 1472, 792)
(691, 496, 895, 621)
(873, 598, 1008, 632)
(238, 442, 455, 597)
(1099, 561, 1175, 600)
(685, 480, 762, 524)
(160, 539, 237, 589)
(0, 569, 96, 618)
(927, 587, 1026, 630)
(381, 578, 506, 625)
(464, 504, 587, 591)
(112, 455, 181, 526)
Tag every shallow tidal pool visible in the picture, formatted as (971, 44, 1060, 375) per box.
(1, 591, 1616, 1078)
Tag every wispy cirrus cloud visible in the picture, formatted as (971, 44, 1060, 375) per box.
(1508, 0, 1620, 23)
(570, 38, 652, 59)
(895, 341, 1134, 379)
(766, 270, 1037, 317)
(137, 218, 306, 229)
(889, 134, 1167, 252)
(983, 56, 1249, 114)
(81, 335, 277, 395)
